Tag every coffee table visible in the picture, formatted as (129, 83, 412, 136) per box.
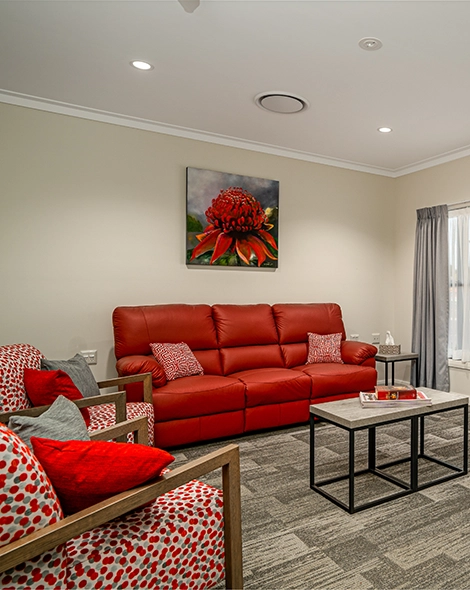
(310, 388, 469, 513)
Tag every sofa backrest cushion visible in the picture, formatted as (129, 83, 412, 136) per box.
(193, 349, 223, 375)
(220, 345, 284, 375)
(273, 303, 346, 367)
(212, 304, 284, 374)
(113, 304, 218, 354)
(212, 304, 279, 347)
(114, 304, 223, 376)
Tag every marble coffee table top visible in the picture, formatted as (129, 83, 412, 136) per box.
(310, 388, 470, 429)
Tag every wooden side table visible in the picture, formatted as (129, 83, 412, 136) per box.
(375, 352, 419, 385)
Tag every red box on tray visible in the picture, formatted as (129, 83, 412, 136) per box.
(374, 385, 417, 400)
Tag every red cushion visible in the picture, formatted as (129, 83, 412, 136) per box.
(24, 368, 91, 426)
(30, 437, 175, 514)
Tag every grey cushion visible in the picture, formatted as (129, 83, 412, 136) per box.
(8, 395, 91, 449)
(41, 353, 100, 398)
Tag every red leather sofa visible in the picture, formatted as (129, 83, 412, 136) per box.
(113, 303, 377, 448)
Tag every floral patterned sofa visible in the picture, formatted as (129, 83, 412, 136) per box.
(113, 303, 378, 448)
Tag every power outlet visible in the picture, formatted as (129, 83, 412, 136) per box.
(350, 334, 359, 341)
(80, 350, 97, 365)
(372, 333, 380, 345)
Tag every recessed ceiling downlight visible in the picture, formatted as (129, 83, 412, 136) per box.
(255, 92, 309, 114)
(359, 37, 383, 51)
(131, 60, 154, 71)
(378, 127, 393, 133)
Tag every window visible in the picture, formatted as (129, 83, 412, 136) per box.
(448, 207, 470, 362)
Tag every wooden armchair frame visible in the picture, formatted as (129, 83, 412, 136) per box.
(0, 372, 153, 442)
(0, 416, 243, 589)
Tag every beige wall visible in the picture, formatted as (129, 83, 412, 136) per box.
(395, 156, 470, 391)
(1, 102, 398, 379)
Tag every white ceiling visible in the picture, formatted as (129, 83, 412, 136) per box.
(2, 0, 470, 177)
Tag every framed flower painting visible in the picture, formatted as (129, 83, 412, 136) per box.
(186, 167, 279, 268)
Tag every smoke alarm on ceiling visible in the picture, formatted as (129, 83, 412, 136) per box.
(255, 92, 309, 114)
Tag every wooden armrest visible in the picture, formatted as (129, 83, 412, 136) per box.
(0, 444, 243, 589)
(97, 373, 153, 404)
(89, 416, 149, 445)
(0, 391, 127, 427)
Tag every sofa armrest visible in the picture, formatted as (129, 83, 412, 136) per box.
(0, 443, 243, 590)
(341, 340, 377, 365)
(116, 356, 167, 390)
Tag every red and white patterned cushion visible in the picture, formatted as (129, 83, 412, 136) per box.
(66, 479, 224, 589)
(150, 342, 204, 381)
(0, 344, 44, 412)
(307, 332, 344, 364)
(0, 423, 68, 588)
(88, 401, 155, 446)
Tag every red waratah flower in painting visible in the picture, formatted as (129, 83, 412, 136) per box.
(190, 187, 278, 266)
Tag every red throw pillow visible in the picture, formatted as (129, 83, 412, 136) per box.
(150, 342, 204, 381)
(24, 368, 91, 426)
(30, 437, 175, 514)
(307, 332, 344, 364)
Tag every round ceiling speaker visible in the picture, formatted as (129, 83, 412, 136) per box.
(255, 92, 309, 114)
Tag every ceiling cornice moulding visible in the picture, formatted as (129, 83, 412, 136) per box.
(2, 89, 469, 179)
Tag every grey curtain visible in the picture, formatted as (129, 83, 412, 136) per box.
(411, 205, 449, 391)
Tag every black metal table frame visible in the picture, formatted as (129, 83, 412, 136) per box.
(375, 353, 418, 385)
(310, 403, 468, 514)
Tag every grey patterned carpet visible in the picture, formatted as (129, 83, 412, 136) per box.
(172, 408, 470, 590)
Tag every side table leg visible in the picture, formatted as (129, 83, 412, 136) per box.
(384, 363, 389, 385)
(349, 429, 355, 513)
(411, 358, 417, 386)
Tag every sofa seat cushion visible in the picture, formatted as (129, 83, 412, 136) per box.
(295, 363, 377, 398)
(230, 368, 311, 407)
(153, 375, 246, 422)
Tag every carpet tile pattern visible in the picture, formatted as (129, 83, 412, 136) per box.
(173, 408, 470, 589)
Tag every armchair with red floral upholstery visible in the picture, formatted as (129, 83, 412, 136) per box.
(0, 408, 243, 588)
(0, 343, 154, 445)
